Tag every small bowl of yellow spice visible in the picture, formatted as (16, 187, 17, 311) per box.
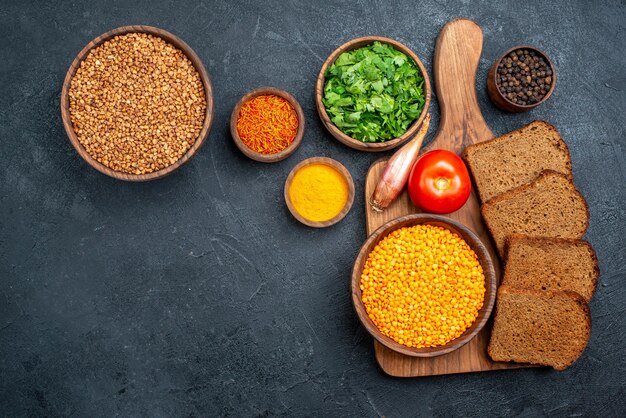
(284, 157, 355, 228)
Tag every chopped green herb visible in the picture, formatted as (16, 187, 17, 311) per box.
(323, 42, 425, 143)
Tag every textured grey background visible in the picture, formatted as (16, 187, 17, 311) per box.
(1, 0, 625, 416)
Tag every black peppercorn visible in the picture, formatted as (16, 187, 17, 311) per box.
(496, 48, 552, 106)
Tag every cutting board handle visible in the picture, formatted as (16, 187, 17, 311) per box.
(432, 19, 493, 153)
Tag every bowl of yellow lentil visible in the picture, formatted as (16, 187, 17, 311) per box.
(351, 214, 497, 357)
(61, 25, 214, 181)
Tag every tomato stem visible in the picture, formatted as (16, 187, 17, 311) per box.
(434, 177, 450, 191)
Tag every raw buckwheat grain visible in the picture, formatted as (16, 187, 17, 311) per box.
(68, 32, 206, 175)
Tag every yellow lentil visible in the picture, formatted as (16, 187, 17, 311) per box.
(360, 224, 485, 348)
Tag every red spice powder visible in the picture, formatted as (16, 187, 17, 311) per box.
(236, 94, 299, 154)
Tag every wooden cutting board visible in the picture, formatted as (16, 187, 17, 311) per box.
(363, 19, 528, 377)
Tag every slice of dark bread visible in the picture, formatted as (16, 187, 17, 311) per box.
(481, 170, 589, 257)
(488, 286, 591, 370)
(463, 121, 572, 203)
(503, 235, 599, 301)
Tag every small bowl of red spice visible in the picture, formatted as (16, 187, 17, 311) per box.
(230, 87, 305, 163)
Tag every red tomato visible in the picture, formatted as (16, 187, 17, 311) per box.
(408, 150, 471, 214)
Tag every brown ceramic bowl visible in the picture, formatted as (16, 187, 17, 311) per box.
(351, 214, 497, 357)
(230, 87, 305, 163)
(60, 25, 214, 181)
(315, 36, 431, 152)
(487, 45, 556, 113)
(284, 157, 355, 228)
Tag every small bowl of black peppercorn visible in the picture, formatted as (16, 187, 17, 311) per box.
(487, 46, 556, 112)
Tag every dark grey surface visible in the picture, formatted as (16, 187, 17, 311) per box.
(1, 0, 625, 416)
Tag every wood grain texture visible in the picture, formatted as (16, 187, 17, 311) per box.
(230, 87, 305, 163)
(60, 25, 214, 181)
(284, 157, 355, 228)
(487, 45, 556, 113)
(315, 36, 431, 152)
(363, 19, 530, 377)
(352, 214, 496, 357)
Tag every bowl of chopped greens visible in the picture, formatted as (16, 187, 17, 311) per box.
(316, 37, 431, 152)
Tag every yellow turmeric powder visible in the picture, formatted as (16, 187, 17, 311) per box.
(289, 163, 349, 222)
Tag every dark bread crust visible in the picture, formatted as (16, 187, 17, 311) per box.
(480, 170, 590, 259)
(463, 120, 574, 203)
(503, 234, 600, 300)
(503, 286, 592, 371)
(488, 285, 592, 370)
(482, 170, 579, 207)
(464, 121, 573, 175)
